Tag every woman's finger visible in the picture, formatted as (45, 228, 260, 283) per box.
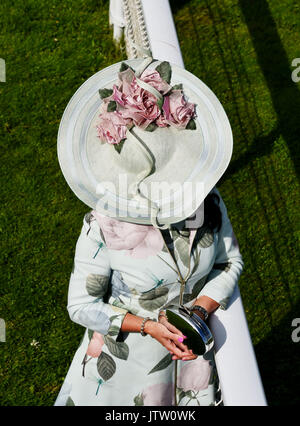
(171, 335, 192, 353)
(165, 322, 185, 337)
(159, 317, 186, 337)
(169, 338, 194, 358)
(165, 338, 186, 358)
(169, 342, 193, 359)
(171, 351, 198, 361)
(174, 355, 198, 361)
(162, 328, 195, 355)
(161, 329, 194, 359)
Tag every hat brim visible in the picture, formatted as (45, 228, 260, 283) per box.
(57, 59, 233, 225)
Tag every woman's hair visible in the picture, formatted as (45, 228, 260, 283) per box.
(186, 192, 222, 254)
(203, 192, 222, 232)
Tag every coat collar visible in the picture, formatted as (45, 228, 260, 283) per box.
(158, 226, 198, 256)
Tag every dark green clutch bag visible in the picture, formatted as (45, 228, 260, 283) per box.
(166, 305, 214, 355)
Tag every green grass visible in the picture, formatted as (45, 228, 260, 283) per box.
(0, 0, 299, 406)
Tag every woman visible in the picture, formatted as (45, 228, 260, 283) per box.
(55, 57, 244, 406)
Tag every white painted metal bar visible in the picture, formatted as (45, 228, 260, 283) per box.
(141, 0, 184, 67)
(109, 0, 125, 42)
(109, 0, 267, 406)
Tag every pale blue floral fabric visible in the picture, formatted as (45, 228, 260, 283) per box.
(54, 187, 244, 406)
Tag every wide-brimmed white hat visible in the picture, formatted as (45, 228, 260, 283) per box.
(57, 57, 232, 228)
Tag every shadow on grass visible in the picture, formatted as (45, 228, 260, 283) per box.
(209, 0, 299, 311)
(172, 0, 300, 178)
(254, 300, 300, 406)
(202, 0, 298, 311)
(238, 0, 300, 179)
(169, 0, 192, 14)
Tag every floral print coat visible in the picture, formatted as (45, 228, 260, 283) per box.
(54, 187, 244, 406)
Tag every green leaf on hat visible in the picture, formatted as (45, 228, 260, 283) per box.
(98, 88, 113, 99)
(186, 119, 196, 130)
(145, 122, 158, 132)
(155, 61, 172, 84)
(171, 83, 183, 91)
(107, 100, 117, 112)
(157, 97, 164, 111)
(114, 139, 125, 154)
(119, 62, 135, 73)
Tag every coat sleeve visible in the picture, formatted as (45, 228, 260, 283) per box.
(198, 187, 244, 310)
(67, 214, 129, 340)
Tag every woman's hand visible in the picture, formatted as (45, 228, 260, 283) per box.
(144, 313, 197, 361)
(158, 313, 198, 361)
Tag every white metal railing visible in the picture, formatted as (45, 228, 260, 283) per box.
(109, 0, 267, 406)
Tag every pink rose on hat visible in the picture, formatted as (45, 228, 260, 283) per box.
(96, 111, 132, 145)
(113, 68, 161, 130)
(96, 60, 197, 147)
(139, 68, 171, 94)
(159, 90, 196, 130)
